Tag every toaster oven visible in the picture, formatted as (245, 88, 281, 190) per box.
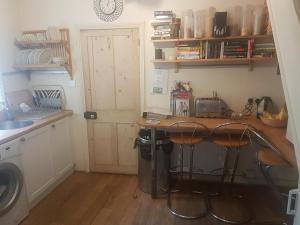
(195, 97, 230, 118)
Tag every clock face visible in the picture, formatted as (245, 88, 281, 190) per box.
(100, 0, 116, 15)
(94, 0, 123, 22)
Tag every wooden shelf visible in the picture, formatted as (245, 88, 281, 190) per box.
(15, 40, 68, 48)
(14, 64, 72, 74)
(151, 35, 273, 43)
(152, 57, 275, 64)
(14, 28, 73, 79)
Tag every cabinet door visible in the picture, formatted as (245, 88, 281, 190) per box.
(20, 126, 54, 203)
(50, 118, 73, 178)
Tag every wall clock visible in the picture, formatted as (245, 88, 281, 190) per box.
(94, 0, 123, 22)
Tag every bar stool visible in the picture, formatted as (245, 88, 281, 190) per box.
(208, 122, 254, 225)
(253, 130, 295, 225)
(167, 121, 209, 220)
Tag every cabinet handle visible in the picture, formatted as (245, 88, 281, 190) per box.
(20, 137, 26, 142)
(5, 147, 10, 151)
(52, 124, 56, 128)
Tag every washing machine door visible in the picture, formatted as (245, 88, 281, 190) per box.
(0, 162, 23, 216)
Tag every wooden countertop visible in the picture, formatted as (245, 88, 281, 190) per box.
(0, 110, 73, 145)
(138, 116, 297, 168)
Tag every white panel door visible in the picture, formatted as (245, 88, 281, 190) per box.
(81, 28, 140, 174)
(267, 1, 300, 224)
(20, 126, 55, 203)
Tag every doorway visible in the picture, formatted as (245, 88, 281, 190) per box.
(81, 28, 141, 174)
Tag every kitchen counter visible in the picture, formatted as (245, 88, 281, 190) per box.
(138, 116, 297, 198)
(138, 116, 297, 168)
(0, 110, 73, 145)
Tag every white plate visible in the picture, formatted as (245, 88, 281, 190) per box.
(46, 30, 51, 41)
(28, 50, 36, 64)
(22, 50, 32, 64)
(36, 33, 46, 41)
(38, 49, 53, 64)
(34, 49, 43, 64)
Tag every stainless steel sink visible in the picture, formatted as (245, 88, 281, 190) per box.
(0, 120, 34, 130)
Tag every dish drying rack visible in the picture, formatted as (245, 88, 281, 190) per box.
(14, 28, 73, 79)
(32, 85, 66, 110)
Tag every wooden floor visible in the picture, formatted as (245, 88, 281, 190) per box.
(21, 172, 288, 225)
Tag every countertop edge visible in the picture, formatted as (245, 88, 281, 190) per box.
(0, 110, 73, 145)
(137, 116, 298, 169)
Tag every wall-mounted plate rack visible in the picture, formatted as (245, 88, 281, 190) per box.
(14, 28, 73, 79)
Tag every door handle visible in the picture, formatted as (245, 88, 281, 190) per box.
(84, 112, 98, 120)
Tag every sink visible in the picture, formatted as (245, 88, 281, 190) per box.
(0, 120, 34, 130)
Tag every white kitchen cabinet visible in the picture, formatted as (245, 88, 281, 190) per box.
(20, 126, 55, 204)
(50, 118, 73, 178)
(20, 117, 73, 206)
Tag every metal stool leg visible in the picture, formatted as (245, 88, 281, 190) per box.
(167, 144, 207, 220)
(180, 144, 184, 182)
(189, 145, 194, 181)
(208, 147, 252, 225)
(259, 162, 288, 215)
(216, 147, 231, 194)
(230, 148, 241, 185)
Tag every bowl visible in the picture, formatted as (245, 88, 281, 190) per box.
(52, 57, 66, 65)
(260, 116, 288, 128)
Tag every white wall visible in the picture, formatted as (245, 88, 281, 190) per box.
(268, 1, 300, 223)
(0, 0, 20, 73)
(15, 0, 286, 171)
(2, 74, 30, 93)
(0, 0, 29, 97)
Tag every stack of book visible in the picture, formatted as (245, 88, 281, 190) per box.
(252, 43, 276, 58)
(206, 42, 222, 59)
(222, 41, 248, 58)
(151, 11, 174, 40)
(176, 44, 200, 60)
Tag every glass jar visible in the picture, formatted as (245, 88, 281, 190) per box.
(205, 7, 216, 38)
(181, 9, 194, 39)
(253, 6, 264, 35)
(227, 5, 242, 36)
(241, 5, 253, 36)
(194, 10, 206, 38)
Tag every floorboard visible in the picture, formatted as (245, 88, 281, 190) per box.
(21, 172, 289, 225)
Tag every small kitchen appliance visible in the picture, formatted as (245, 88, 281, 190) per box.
(195, 93, 230, 118)
(255, 96, 273, 118)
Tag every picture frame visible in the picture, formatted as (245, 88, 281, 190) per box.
(175, 98, 190, 117)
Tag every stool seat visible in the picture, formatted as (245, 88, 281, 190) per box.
(170, 135, 204, 145)
(257, 148, 288, 166)
(213, 136, 250, 148)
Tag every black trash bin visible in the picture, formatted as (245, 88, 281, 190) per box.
(134, 129, 173, 194)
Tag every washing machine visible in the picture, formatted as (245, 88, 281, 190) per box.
(0, 139, 29, 225)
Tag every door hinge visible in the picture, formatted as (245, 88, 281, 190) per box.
(287, 189, 299, 215)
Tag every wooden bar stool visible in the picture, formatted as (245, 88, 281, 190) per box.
(167, 121, 209, 220)
(253, 130, 295, 225)
(208, 122, 254, 225)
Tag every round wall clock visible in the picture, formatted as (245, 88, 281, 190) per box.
(94, 0, 123, 22)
